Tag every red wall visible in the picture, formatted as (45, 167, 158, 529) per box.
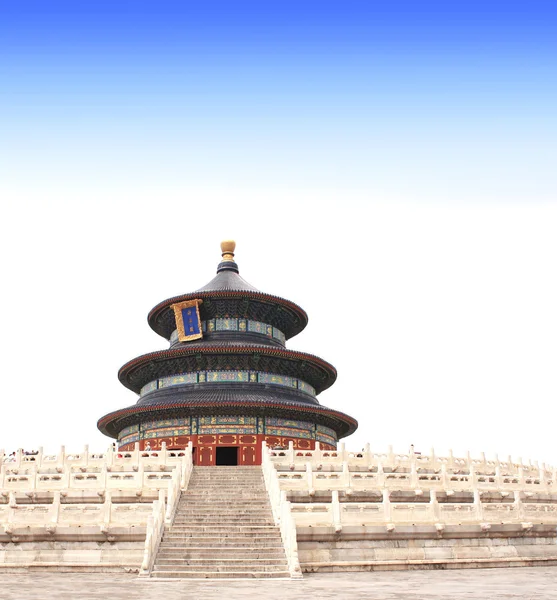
(119, 433, 335, 465)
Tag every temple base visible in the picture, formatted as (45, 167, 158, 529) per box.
(118, 434, 335, 465)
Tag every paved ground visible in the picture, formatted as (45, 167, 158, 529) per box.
(0, 568, 556, 599)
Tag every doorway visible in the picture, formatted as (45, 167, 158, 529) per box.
(216, 446, 239, 466)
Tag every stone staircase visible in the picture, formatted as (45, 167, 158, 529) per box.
(151, 466, 290, 579)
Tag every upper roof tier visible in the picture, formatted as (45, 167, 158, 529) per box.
(148, 241, 308, 341)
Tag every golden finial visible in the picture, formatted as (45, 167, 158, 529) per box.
(220, 240, 236, 262)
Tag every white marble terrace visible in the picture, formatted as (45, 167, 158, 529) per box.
(0, 442, 556, 573)
(263, 442, 557, 532)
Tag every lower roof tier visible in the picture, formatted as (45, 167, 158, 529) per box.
(97, 385, 358, 440)
(118, 344, 337, 395)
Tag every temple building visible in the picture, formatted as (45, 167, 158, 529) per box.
(98, 241, 357, 466)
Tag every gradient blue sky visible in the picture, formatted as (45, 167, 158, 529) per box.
(1, 2, 556, 462)
(2, 0, 556, 197)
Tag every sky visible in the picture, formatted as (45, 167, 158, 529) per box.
(1, 1, 556, 465)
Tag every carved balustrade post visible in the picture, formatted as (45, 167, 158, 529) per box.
(37, 446, 44, 468)
(387, 445, 395, 467)
(7, 491, 17, 527)
(305, 462, 314, 495)
(133, 442, 140, 468)
(538, 463, 546, 489)
(331, 490, 342, 532)
(495, 466, 503, 490)
(106, 444, 114, 468)
(137, 462, 145, 489)
(382, 489, 392, 523)
(314, 442, 322, 461)
(57, 446, 65, 469)
(103, 490, 112, 526)
(342, 461, 351, 490)
(338, 442, 346, 462)
(63, 465, 71, 489)
(83, 444, 89, 467)
(160, 442, 167, 466)
(465, 451, 472, 472)
(518, 464, 524, 488)
(448, 448, 455, 469)
(100, 464, 108, 489)
(513, 490, 525, 521)
(441, 464, 449, 492)
(469, 464, 477, 491)
(430, 490, 440, 522)
(363, 442, 371, 467)
(51, 490, 61, 525)
(473, 489, 483, 521)
(506, 455, 514, 475)
(287, 441, 294, 464)
(410, 462, 418, 489)
(377, 460, 385, 487)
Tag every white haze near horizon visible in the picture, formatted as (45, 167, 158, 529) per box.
(1, 190, 556, 467)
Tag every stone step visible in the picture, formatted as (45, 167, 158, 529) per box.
(153, 564, 288, 573)
(160, 537, 283, 547)
(151, 570, 290, 579)
(155, 557, 288, 566)
(157, 548, 286, 558)
(177, 506, 271, 511)
(176, 507, 272, 511)
(180, 491, 268, 495)
(190, 472, 264, 475)
(174, 511, 273, 523)
(171, 520, 274, 527)
(187, 484, 265, 488)
(163, 533, 282, 542)
(167, 526, 279, 534)
(188, 479, 265, 483)
(172, 519, 273, 525)
(174, 516, 272, 522)
(178, 496, 269, 508)
(151, 467, 287, 579)
(175, 511, 272, 518)
(187, 482, 265, 486)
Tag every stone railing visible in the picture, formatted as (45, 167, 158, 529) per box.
(0, 467, 178, 493)
(269, 442, 555, 479)
(0, 443, 189, 471)
(289, 492, 557, 530)
(139, 490, 166, 576)
(269, 443, 556, 495)
(165, 442, 193, 524)
(140, 442, 193, 577)
(0, 489, 154, 534)
(263, 443, 557, 532)
(276, 463, 557, 495)
(261, 442, 302, 579)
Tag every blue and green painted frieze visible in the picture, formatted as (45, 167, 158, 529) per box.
(169, 318, 286, 345)
(118, 415, 337, 446)
(140, 370, 316, 398)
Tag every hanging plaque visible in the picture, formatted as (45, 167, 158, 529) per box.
(171, 299, 204, 342)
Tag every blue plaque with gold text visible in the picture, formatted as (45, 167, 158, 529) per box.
(171, 299, 203, 342)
